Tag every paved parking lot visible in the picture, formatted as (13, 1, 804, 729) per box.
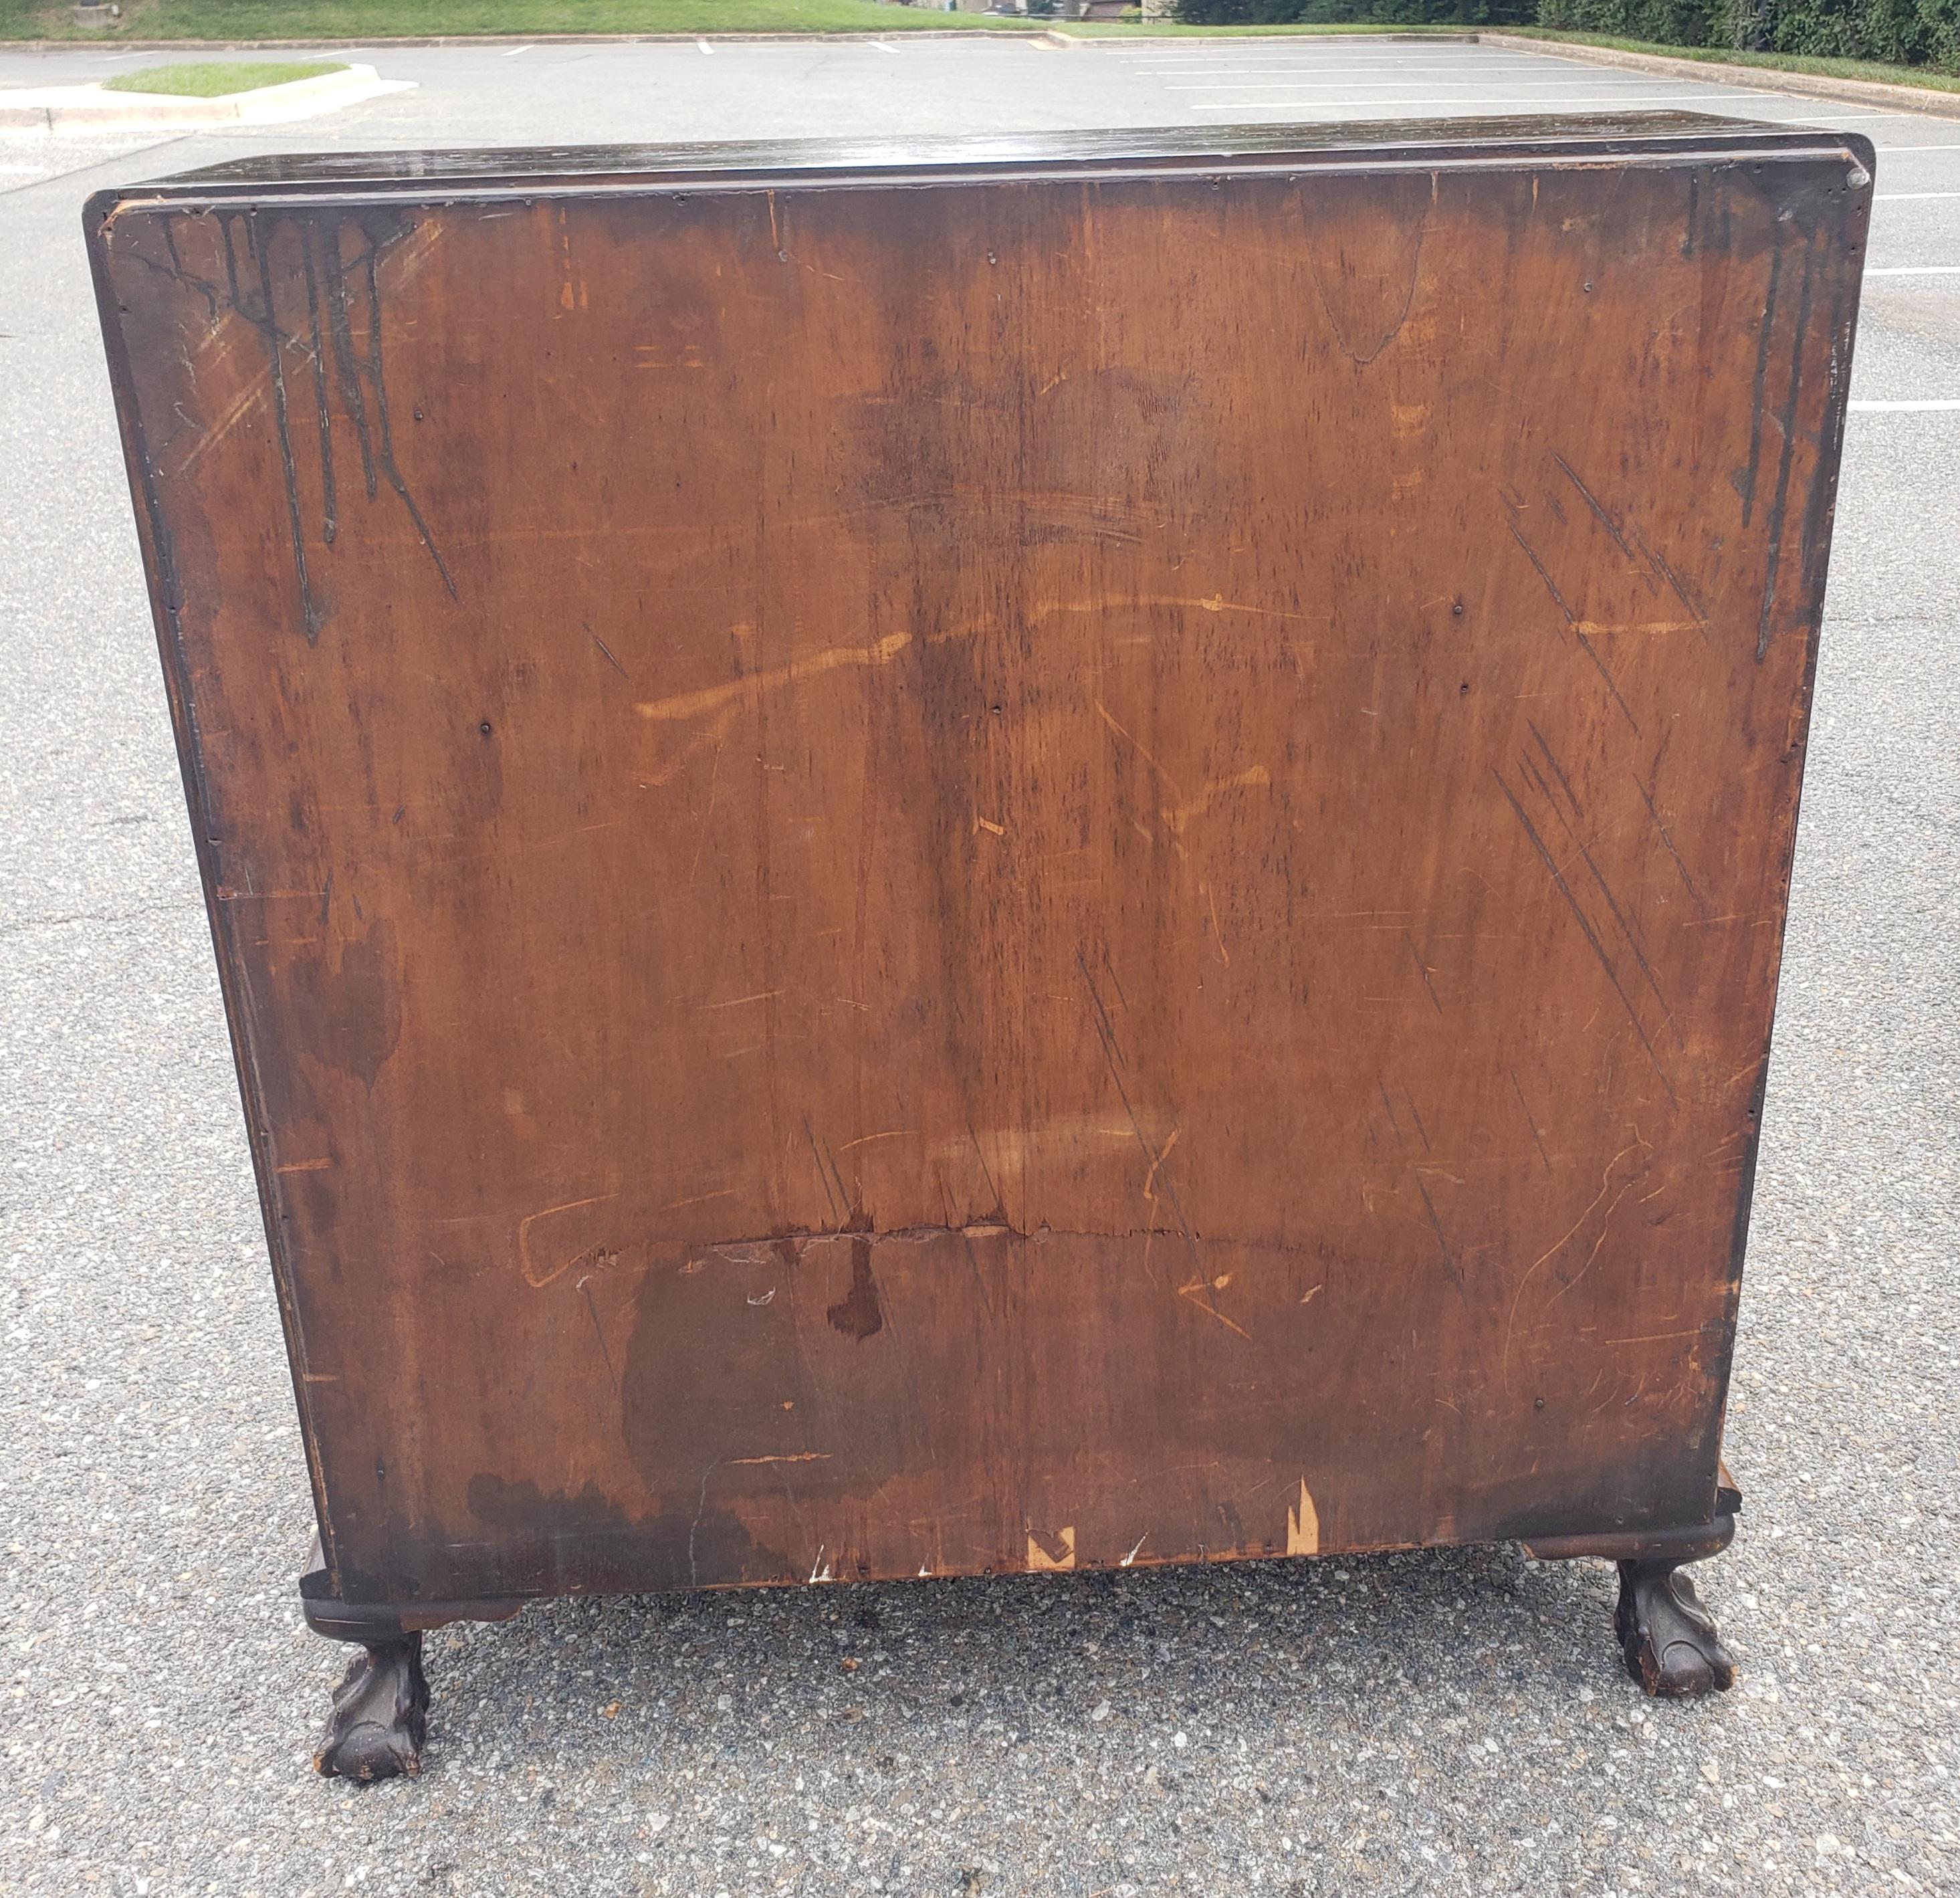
(4, 30, 1959, 1898)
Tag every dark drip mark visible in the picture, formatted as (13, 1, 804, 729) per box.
(588, 625, 627, 675)
(1404, 929, 1443, 1015)
(1633, 777, 1710, 920)
(1740, 245, 1783, 528)
(1757, 236, 1818, 663)
(160, 219, 219, 325)
(1492, 768, 1676, 1106)
(1682, 173, 1699, 259)
(1407, 1097, 1432, 1153)
(359, 237, 458, 600)
(243, 214, 323, 643)
(318, 227, 378, 500)
(318, 213, 457, 600)
(1503, 515, 1640, 737)
(826, 1237, 885, 1342)
(300, 227, 338, 548)
(1509, 1069, 1553, 1174)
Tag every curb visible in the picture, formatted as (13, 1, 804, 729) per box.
(0, 28, 1048, 51)
(0, 60, 414, 128)
(1477, 31, 1960, 120)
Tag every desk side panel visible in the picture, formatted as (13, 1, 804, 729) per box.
(94, 145, 1865, 1600)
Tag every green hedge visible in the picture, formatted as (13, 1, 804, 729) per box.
(1531, 0, 1725, 43)
(1174, 0, 1535, 24)
(1178, 0, 1957, 68)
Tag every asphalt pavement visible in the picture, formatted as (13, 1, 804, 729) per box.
(3, 30, 1958, 1898)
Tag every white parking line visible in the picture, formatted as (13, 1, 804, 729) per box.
(1849, 399, 1960, 410)
(1162, 78, 1709, 90)
(503, 43, 532, 56)
(1876, 192, 1960, 200)
(871, 41, 897, 54)
(1133, 62, 1578, 74)
(1188, 90, 1776, 110)
(697, 37, 714, 55)
(1864, 266, 1960, 275)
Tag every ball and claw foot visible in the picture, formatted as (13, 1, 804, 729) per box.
(314, 1632, 429, 1781)
(1616, 1558, 1736, 1698)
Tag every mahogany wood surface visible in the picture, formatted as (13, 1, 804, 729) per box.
(88, 116, 1869, 1608)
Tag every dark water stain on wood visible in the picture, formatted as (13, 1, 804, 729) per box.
(826, 1235, 885, 1341)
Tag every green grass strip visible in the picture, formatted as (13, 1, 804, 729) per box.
(2, 0, 1020, 41)
(1500, 27, 1960, 94)
(101, 57, 345, 92)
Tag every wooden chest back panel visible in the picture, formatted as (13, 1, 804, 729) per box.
(92, 126, 1866, 1601)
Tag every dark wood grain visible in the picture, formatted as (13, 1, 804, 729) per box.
(88, 118, 1870, 1610)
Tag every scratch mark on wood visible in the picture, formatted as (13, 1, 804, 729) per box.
(1502, 1136, 1652, 1390)
(579, 1276, 621, 1402)
(1177, 1272, 1251, 1340)
(1093, 699, 1180, 795)
(588, 626, 627, 675)
(1525, 721, 1582, 817)
(518, 1193, 617, 1288)
(1502, 514, 1640, 735)
(1285, 1479, 1320, 1556)
(1414, 1176, 1462, 1291)
(1509, 1069, 1553, 1174)
(1492, 770, 1676, 1103)
(1404, 928, 1442, 1014)
(635, 629, 911, 726)
(1162, 764, 1271, 837)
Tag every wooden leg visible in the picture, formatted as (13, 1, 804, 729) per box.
(299, 1535, 523, 1782)
(315, 1630, 429, 1782)
(1614, 1556, 1736, 1698)
(1523, 1469, 1741, 1700)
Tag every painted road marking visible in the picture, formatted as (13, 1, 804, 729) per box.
(697, 37, 714, 54)
(1188, 91, 1774, 110)
(1864, 266, 1960, 276)
(1876, 191, 1960, 199)
(872, 40, 896, 53)
(503, 43, 532, 56)
(1849, 399, 1960, 410)
(1164, 78, 1713, 89)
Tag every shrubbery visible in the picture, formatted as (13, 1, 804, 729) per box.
(1174, 0, 1959, 69)
(1174, 0, 1534, 20)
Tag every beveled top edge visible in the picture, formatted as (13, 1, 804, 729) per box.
(94, 112, 1868, 206)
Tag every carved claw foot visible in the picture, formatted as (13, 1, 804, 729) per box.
(314, 1633, 429, 1781)
(1615, 1559, 1736, 1698)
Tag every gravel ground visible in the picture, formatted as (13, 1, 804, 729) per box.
(3, 33, 1959, 1898)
